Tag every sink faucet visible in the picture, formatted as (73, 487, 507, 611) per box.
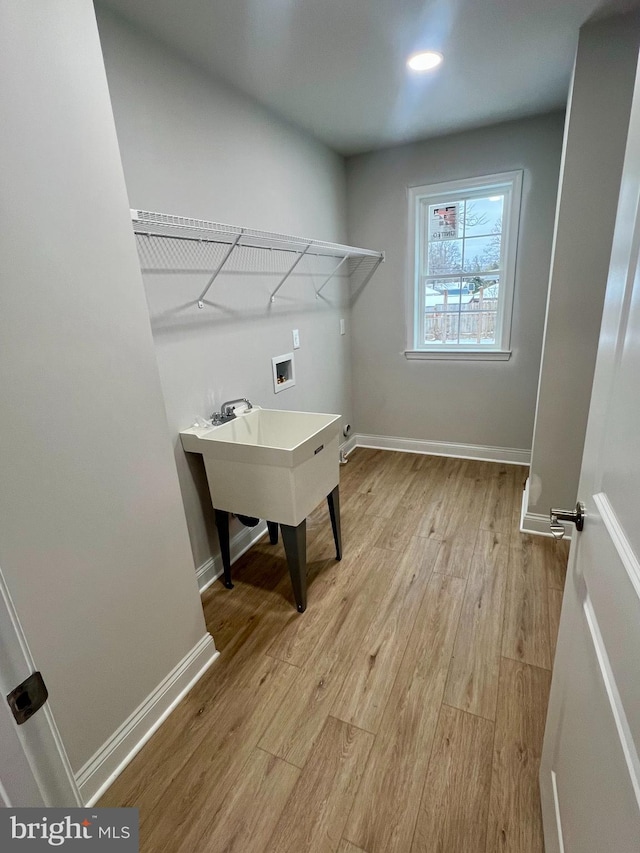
(212, 397, 253, 424)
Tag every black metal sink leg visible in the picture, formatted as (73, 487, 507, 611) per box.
(267, 520, 279, 545)
(327, 485, 342, 561)
(280, 520, 307, 613)
(214, 508, 234, 589)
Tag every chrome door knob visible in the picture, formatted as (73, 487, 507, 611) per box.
(549, 502, 585, 540)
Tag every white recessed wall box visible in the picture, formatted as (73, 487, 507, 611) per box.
(272, 352, 296, 393)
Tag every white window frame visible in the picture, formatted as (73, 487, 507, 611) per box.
(405, 170, 523, 360)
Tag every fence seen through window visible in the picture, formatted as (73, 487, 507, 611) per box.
(422, 193, 502, 346)
(408, 171, 521, 355)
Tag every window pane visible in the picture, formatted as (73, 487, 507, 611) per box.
(463, 274, 499, 298)
(427, 239, 463, 274)
(426, 201, 463, 241)
(428, 279, 467, 303)
(424, 279, 451, 309)
(459, 275, 500, 345)
(456, 310, 497, 344)
(463, 195, 504, 237)
(462, 234, 501, 273)
(423, 278, 465, 345)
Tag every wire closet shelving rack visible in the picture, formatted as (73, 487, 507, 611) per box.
(130, 209, 385, 308)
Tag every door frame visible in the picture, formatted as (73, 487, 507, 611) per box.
(539, 45, 640, 851)
(0, 564, 82, 806)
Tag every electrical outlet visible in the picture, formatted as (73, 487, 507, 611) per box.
(292, 329, 300, 349)
(340, 318, 346, 335)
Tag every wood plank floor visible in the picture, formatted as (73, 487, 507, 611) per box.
(100, 449, 570, 853)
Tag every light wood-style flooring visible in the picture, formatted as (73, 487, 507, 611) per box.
(100, 449, 569, 852)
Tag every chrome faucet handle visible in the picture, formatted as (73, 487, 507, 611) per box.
(220, 397, 252, 418)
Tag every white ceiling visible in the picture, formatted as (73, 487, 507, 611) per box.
(99, 0, 637, 154)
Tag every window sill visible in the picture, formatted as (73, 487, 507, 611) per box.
(405, 349, 512, 362)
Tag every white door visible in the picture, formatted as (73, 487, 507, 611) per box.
(0, 689, 43, 807)
(539, 53, 640, 853)
(0, 566, 82, 807)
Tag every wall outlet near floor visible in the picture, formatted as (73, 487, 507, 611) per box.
(340, 318, 346, 335)
(292, 329, 300, 349)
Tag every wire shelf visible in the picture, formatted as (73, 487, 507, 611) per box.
(130, 208, 384, 307)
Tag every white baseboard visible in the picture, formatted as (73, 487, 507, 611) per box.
(354, 433, 530, 466)
(341, 435, 358, 458)
(519, 476, 571, 540)
(521, 511, 561, 537)
(197, 521, 268, 593)
(77, 633, 219, 806)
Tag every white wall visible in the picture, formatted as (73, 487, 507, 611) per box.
(95, 7, 352, 572)
(346, 113, 565, 455)
(0, 1, 208, 774)
(526, 11, 640, 525)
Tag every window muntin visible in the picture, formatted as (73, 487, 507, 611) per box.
(408, 172, 522, 355)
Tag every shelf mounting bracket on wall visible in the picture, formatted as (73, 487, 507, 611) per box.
(197, 230, 243, 308)
(269, 243, 312, 303)
(316, 255, 356, 297)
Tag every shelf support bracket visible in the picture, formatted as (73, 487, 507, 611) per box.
(315, 255, 351, 297)
(197, 230, 243, 308)
(361, 256, 385, 290)
(349, 253, 385, 302)
(270, 243, 312, 302)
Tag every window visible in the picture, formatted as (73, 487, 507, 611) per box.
(406, 171, 522, 359)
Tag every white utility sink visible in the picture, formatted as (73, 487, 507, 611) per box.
(180, 407, 341, 526)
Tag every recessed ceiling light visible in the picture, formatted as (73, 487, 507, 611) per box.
(407, 51, 443, 72)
